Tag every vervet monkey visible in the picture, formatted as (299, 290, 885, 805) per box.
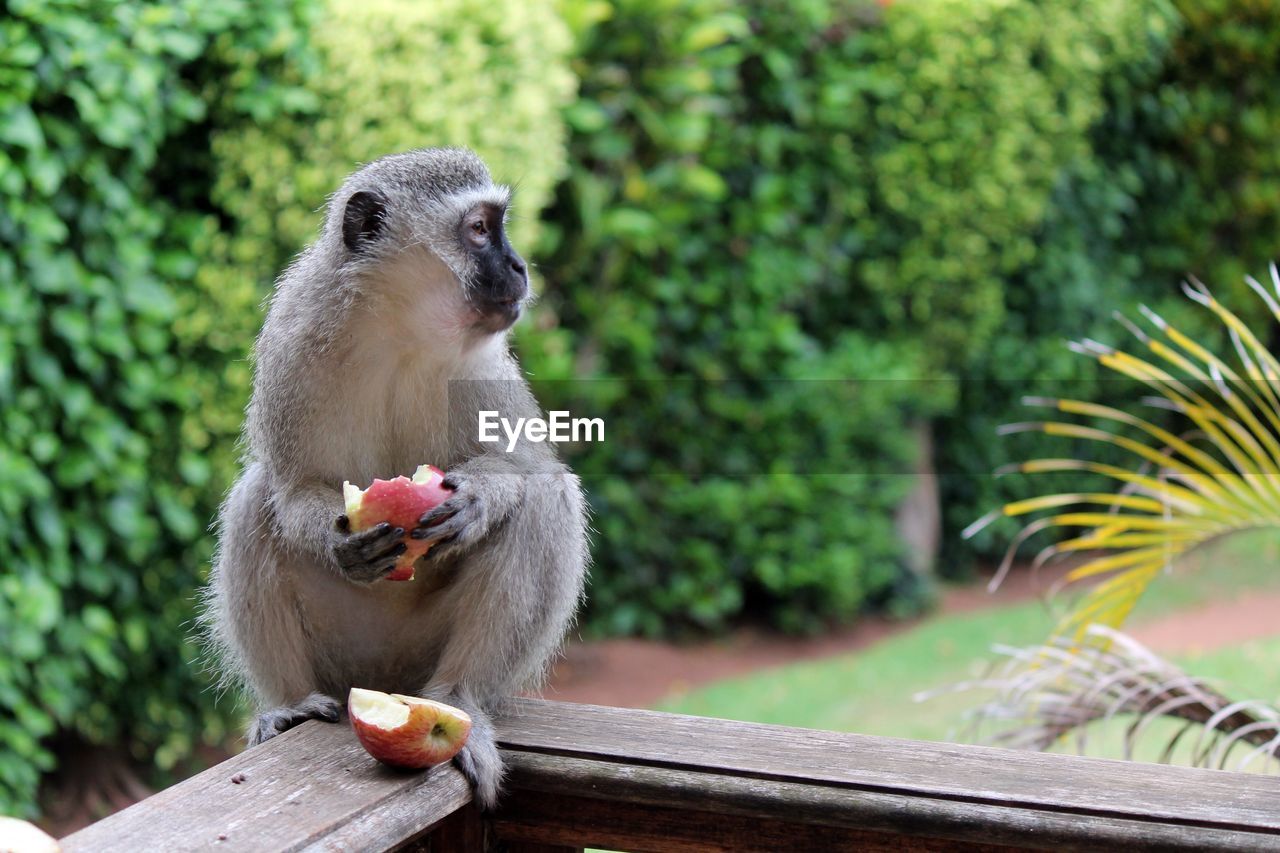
(203, 148, 589, 807)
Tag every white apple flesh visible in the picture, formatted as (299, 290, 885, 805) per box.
(0, 817, 60, 853)
(348, 687, 472, 769)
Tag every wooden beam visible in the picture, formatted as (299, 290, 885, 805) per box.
(57, 698, 1280, 852)
(496, 786, 1011, 852)
(59, 721, 471, 853)
(493, 750, 1280, 852)
(492, 699, 1280, 851)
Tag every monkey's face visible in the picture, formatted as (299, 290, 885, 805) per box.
(454, 200, 529, 334)
(336, 149, 529, 339)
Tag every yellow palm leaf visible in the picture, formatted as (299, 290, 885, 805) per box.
(966, 269, 1280, 647)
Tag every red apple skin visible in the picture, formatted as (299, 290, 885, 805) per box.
(343, 465, 452, 581)
(348, 688, 472, 769)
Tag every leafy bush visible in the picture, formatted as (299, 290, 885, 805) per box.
(530, 0, 1166, 634)
(798, 0, 1164, 368)
(937, 0, 1280, 568)
(0, 0, 313, 816)
(190, 0, 578, 496)
(1135, 0, 1280, 303)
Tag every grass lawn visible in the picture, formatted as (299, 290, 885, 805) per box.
(658, 530, 1280, 754)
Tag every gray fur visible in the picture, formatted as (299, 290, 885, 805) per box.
(201, 148, 589, 809)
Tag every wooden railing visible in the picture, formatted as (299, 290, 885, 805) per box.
(60, 698, 1280, 851)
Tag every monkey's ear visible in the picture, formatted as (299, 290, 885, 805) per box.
(342, 190, 387, 253)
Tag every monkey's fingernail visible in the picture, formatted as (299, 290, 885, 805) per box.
(393, 527, 404, 537)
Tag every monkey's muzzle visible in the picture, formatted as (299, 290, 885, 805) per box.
(471, 294, 525, 333)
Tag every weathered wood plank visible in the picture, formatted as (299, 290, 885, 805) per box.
(398, 803, 484, 852)
(494, 698, 1280, 842)
(59, 720, 471, 853)
(497, 751, 1280, 852)
(58, 698, 1280, 853)
(496, 788, 1015, 852)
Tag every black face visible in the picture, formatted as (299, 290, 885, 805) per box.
(461, 204, 528, 332)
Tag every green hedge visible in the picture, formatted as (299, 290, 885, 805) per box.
(0, 0, 314, 816)
(185, 0, 578, 499)
(797, 0, 1163, 369)
(1136, 0, 1280, 304)
(936, 0, 1280, 568)
(529, 0, 1164, 634)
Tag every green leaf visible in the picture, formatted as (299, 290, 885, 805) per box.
(0, 105, 43, 150)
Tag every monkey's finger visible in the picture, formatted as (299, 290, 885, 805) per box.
(349, 522, 401, 546)
(368, 545, 410, 577)
(337, 520, 393, 541)
(419, 496, 473, 528)
(411, 511, 456, 536)
(358, 533, 406, 560)
(418, 505, 455, 527)
(341, 543, 408, 583)
(376, 549, 409, 575)
(335, 514, 351, 533)
(335, 526, 404, 562)
(425, 534, 460, 560)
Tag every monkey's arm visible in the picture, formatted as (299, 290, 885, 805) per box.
(271, 479, 408, 582)
(420, 464, 589, 806)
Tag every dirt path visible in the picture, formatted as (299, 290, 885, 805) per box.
(1129, 590, 1280, 656)
(542, 568, 1280, 709)
(542, 567, 1055, 708)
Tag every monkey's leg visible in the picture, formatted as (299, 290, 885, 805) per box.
(422, 466, 589, 808)
(213, 465, 344, 747)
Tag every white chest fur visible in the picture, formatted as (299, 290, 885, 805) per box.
(309, 317, 508, 485)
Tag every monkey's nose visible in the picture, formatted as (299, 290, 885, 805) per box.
(510, 258, 526, 276)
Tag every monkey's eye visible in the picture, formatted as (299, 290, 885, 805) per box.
(464, 217, 489, 249)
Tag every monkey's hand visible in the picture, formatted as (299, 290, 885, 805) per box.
(409, 471, 489, 559)
(410, 460, 522, 560)
(331, 516, 407, 583)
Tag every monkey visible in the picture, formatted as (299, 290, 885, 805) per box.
(201, 147, 589, 808)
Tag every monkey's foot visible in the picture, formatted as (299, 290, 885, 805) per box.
(247, 693, 342, 746)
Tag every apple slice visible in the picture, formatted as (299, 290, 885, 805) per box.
(348, 687, 472, 769)
(0, 817, 60, 853)
(342, 464, 452, 581)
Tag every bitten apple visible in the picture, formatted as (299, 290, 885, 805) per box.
(342, 464, 452, 581)
(348, 687, 472, 769)
(0, 817, 60, 853)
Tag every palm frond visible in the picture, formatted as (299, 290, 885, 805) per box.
(925, 625, 1280, 773)
(965, 268, 1280, 643)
